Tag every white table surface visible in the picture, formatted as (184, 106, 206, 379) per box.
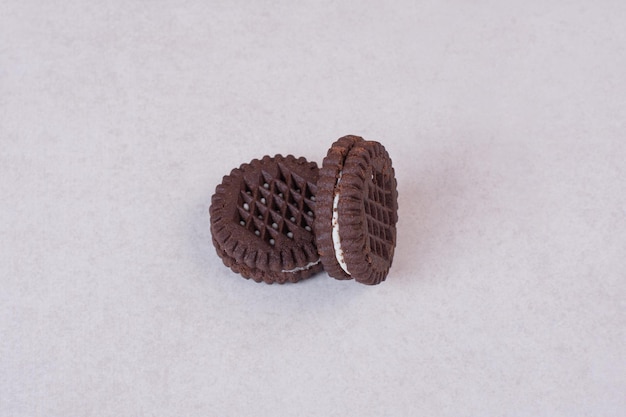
(1, 1, 625, 416)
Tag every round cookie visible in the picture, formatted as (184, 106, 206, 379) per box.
(314, 135, 398, 285)
(210, 155, 322, 284)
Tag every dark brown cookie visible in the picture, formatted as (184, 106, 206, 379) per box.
(314, 135, 398, 285)
(210, 155, 322, 284)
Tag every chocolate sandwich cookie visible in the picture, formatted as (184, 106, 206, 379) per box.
(210, 155, 322, 284)
(314, 135, 398, 285)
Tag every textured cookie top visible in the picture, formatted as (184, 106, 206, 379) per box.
(210, 155, 321, 283)
(315, 136, 398, 285)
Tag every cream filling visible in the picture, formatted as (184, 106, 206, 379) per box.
(332, 172, 351, 275)
(282, 260, 321, 274)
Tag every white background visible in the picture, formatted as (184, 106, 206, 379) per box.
(1, 1, 625, 416)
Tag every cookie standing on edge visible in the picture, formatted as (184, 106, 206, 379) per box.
(210, 155, 323, 284)
(314, 135, 398, 285)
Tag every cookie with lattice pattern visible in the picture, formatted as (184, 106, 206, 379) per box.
(210, 155, 322, 284)
(314, 135, 398, 285)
